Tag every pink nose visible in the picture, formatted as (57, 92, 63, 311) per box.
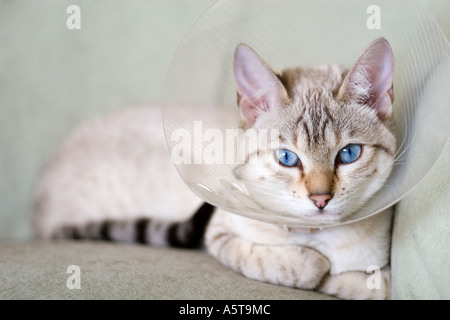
(309, 194, 332, 209)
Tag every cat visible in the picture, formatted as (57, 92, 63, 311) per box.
(34, 38, 396, 300)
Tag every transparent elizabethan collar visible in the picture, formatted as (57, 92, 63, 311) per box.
(163, 0, 450, 228)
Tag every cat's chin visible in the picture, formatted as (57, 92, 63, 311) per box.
(293, 208, 347, 224)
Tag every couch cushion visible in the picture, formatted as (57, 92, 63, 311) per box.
(0, 241, 333, 300)
(391, 143, 450, 299)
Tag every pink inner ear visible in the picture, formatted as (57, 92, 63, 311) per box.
(371, 50, 394, 99)
(368, 45, 394, 119)
(238, 96, 262, 126)
(341, 39, 394, 120)
(372, 92, 392, 121)
(369, 58, 394, 120)
(233, 44, 288, 126)
(236, 84, 272, 126)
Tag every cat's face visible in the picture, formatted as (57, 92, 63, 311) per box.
(233, 39, 396, 223)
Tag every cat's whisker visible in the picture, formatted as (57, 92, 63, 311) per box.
(394, 119, 410, 151)
(392, 160, 408, 165)
(393, 140, 413, 162)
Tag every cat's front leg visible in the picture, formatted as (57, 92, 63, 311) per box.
(205, 214, 330, 289)
(317, 267, 390, 300)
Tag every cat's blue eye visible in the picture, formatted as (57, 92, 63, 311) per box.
(275, 149, 300, 167)
(337, 144, 362, 164)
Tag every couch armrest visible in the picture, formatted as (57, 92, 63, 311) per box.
(391, 142, 450, 299)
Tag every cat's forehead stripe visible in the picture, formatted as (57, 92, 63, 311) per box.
(295, 102, 339, 151)
(301, 121, 311, 148)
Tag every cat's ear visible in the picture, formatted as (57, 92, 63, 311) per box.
(338, 38, 394, 120)
(233, 44, 289, 126)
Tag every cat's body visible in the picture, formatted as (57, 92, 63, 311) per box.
(34, 105, 202, 240)
(34, 39, 396, 299)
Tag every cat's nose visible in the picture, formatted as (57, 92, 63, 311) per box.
(309, 193, 332, 209)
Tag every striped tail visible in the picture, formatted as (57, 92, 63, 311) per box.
(53, 202, 215, 249)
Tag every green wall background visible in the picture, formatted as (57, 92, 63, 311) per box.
(0, 0, 449, 240)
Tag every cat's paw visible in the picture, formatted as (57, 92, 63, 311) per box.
(294, 246, 331, 289)
(317, 267, 390, 300)
(242, 245, 331, 290)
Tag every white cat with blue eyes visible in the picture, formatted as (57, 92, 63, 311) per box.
(34, 39, 395, 299)
(207, 39, 395, 300)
